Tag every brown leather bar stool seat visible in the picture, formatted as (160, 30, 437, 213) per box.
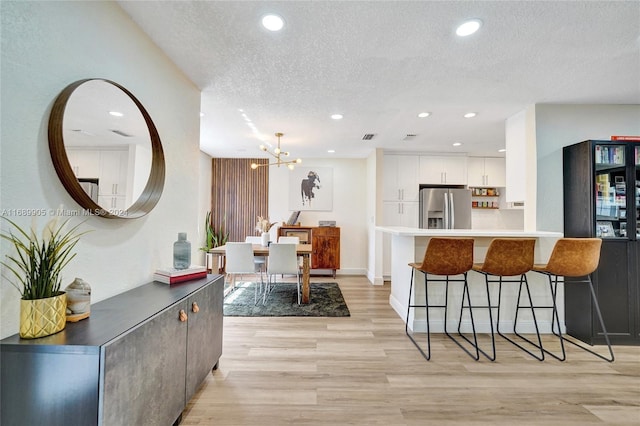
(406, 237, 478, 360)
(532, 238, 614, 362)
(472, 238, 541, 361)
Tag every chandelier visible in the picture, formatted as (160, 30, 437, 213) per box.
(250, 132, 302, 170)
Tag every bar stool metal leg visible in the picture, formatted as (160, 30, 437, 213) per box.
(538, 273, 613, 362)
(406, 268, 433, 360)
(449, 273, 480, 361)
(406, 270, 480, 361)
(459, 274, 497, 361)
(495, 273, 545, 361)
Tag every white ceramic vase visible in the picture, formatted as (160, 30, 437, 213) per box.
(261, 232, 269, 247)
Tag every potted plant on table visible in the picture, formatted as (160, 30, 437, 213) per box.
(1, 216, 86, 338)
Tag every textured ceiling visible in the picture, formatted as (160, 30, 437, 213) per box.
(117, 1, 640, 160)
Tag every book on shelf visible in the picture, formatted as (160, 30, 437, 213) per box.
(595, 145, 625, 165)
(154, 265, 207, 277)
(154, 270, 207, 284)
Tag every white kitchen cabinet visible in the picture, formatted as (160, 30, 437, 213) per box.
(467, 157, 506, 187)
(66, 149, 100, 178)
(383, 201, 419, 227)
(382, 201, 419, 277)
(98, 150, 129, 196)
(98, 194, 127, 211)
(382, 155, 420, 201)
(419, 155, 467, 185)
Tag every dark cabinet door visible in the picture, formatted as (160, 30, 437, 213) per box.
(102, 301, 188, 426)
(593, 240, 633, 342)
(185, 279, 223, 401)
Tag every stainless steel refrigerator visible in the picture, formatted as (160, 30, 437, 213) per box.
(419, 187, 472, 229)
(78, 178, 99, 203)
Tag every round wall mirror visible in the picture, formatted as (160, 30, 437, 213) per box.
(48, 79, 165, 219)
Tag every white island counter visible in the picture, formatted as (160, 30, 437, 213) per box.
(376, 226, 563, 334)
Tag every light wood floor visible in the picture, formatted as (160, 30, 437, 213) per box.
(182, 275, 640, 425)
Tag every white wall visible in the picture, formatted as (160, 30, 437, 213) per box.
(197, 151, 213, 264)
(368, 149, 384, 285)
(267, 158, 368, 275)
(534, 104, 640, 232)
(1, 2, 203, 338)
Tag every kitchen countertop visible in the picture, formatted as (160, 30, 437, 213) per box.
(376, 226, 563, 238)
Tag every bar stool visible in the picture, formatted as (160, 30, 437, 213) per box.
(406, 237, 477, 360)
(532, 238, 614, 362)
(472, 238, 541, 361)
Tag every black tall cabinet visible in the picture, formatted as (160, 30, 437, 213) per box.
(563, 140, 640, 345)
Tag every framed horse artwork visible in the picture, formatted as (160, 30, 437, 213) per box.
(288, 166, 333, 211)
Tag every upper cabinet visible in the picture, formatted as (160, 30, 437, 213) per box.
(383, 155, 420, 201)
(67, 147, 131, 209)
(467, 157, 506, 187)
(418, 155, 467, 185)
(98, 150, 129, 197)
(66, 149, 100, 178)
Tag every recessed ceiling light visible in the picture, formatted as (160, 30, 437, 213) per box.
(109, 111, 123, 117)
(331, 114, 343, 120)
(456, 19, 482, 37)
(452, 142, 462, 147)
(498, 148, 506, 153)
(262, 14, 284, 31)
(417, 112, 431, 118)
(328, 149, 336, 154)
(464, 112, 477, 118)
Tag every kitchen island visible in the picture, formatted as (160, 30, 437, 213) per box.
(377, 226, 563, 334)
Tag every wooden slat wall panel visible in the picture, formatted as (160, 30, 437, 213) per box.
(211, 158, 269, 243)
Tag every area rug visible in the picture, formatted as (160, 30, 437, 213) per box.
(224, 282, 350, 317)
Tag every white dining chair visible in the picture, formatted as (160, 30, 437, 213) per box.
(276, 236, 301, 276)
(225, 242, 263, 304)
(265, 243, 301, 305)
(277, 236, 300, 244)
(245, 236, 267, 282)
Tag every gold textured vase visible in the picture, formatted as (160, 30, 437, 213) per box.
(19, 292, 67, 339)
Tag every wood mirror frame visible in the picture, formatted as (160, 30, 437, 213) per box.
(48, 78, 165, 219)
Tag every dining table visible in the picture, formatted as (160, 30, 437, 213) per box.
(210, 243, 313, 303)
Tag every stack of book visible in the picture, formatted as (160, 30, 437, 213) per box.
(154, 266, 207, 285)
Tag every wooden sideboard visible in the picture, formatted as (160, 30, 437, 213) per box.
(278, 226, 340, 277)
(0, 275, 224, 426)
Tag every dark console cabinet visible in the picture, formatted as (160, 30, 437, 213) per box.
(1, 275, 224, 425)
(563, 140, 640, 345)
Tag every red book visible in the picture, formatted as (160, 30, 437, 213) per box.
(611, 136, 640, 141)
(154, 271, 207, 284)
